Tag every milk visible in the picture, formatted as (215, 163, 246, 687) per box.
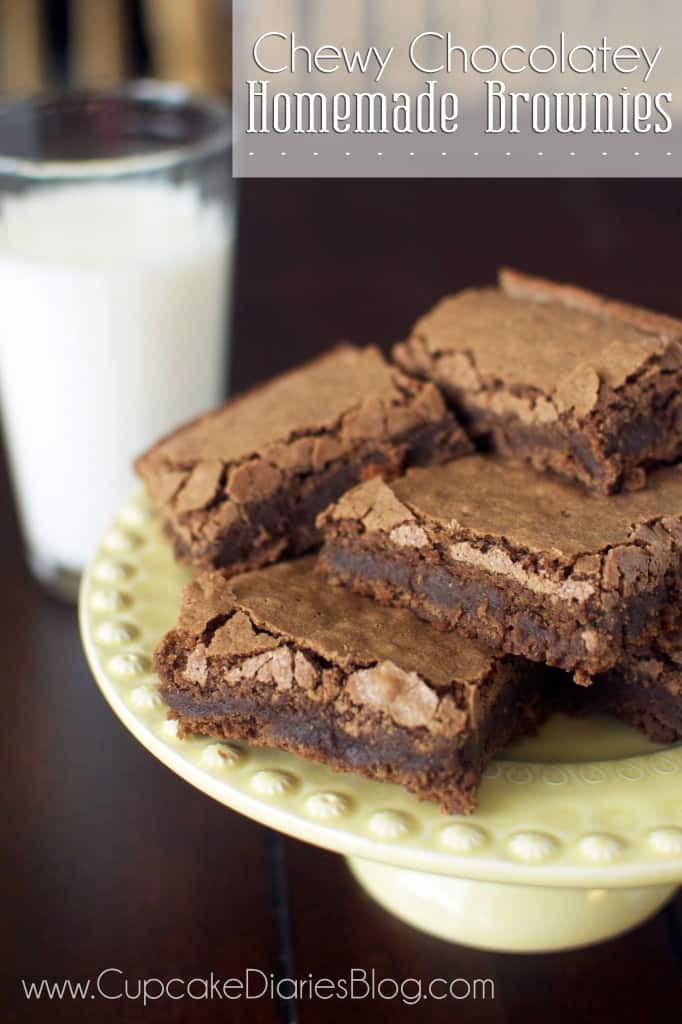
(0, 182, 233, 575)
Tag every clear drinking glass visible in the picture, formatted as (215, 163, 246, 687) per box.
(0, 81, 234, 601)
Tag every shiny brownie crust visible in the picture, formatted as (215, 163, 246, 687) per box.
(154, 560, 546, 814)
(136, 344, 470, 574)
(319, 540, 668, 682)
(318, 459, 682, 681)
(393, 268, 682, 494)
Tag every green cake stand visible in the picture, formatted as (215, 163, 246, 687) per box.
(79, 494, 682, 953)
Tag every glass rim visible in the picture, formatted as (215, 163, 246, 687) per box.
(0, 79, 231, 181)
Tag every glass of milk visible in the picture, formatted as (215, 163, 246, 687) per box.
(0, 82, 234, 600)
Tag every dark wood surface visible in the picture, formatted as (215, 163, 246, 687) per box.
(3, 179, 682, 1022)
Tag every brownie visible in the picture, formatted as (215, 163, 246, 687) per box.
(154, 558, 547, 814)
(561, 629, 682, 744)
(317, 456, 682, 682)
(136, 344, 470, 574)
(393, 268, 682, 493)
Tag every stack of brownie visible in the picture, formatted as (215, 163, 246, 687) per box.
(143, 270, 682, 815)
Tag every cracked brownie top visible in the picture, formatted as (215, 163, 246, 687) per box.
(155, 557, 517, 736)
(137, 343, 459, 497)
(321, 456, 682, 582)
(395, 276, 682, 425)
(135, 343, 470, 571)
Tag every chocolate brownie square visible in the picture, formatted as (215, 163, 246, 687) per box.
(393, 268, 682, 493)
(318, 456, 682, 682)
(136, 344, 470, 574)
(154, 558, 547, 814)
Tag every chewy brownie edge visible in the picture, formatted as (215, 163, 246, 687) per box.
(153, 560, 547, 814)
(317, 459, 682, 681)
(393, 269, 682, 494)
(557, 626, 682, 744)
(136, 344, 471, 574)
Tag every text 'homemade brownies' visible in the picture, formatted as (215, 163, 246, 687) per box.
(137, 344, 470, 574)
(394, 268, 682, 494)
(318, 456, 682, 681)
(154, 558, 546, 814)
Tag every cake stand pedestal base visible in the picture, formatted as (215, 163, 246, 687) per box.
(348, 857, 677, 953)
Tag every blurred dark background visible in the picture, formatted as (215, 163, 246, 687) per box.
(0, 0, 230, 96)
(230, 177, 682, 389)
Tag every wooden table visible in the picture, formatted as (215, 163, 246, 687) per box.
(4, 179, 682, 1022)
